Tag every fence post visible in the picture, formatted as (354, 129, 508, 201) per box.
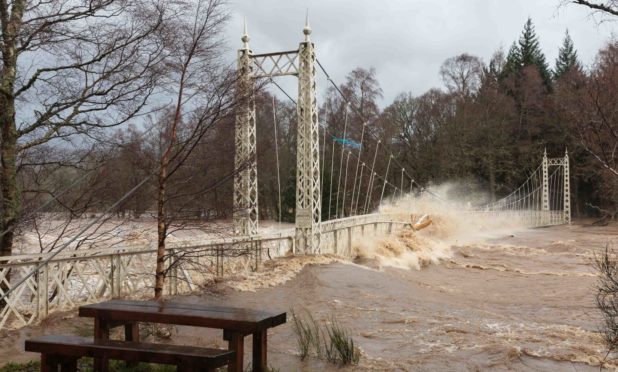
(109, 255, 115, 297)
(347, 227, 352, 257)
(216, 246, 224, 277)
(333, 230, 338, 255)
(169, 249, 178, 296)
(215, 246, 220, 277)
(254, 242, 259, 271)
(36, 263, 49, 320)
(111, 254, 121, 297)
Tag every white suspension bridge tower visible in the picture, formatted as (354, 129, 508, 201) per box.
(481, 149, 571, 226)
(233, 17, 321, 254)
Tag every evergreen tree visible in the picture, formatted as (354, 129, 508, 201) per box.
(554, 30, 581, 79)
(502, 42, 522, 79)
(518, 18, 552, 87)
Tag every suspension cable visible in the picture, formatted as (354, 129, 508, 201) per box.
(271, 97, 282, 224)
(267, 79, 403, 214)
(335, 105, 349, 219)
(364, 140, 380, 214)
(315, 59, 416, 184)
(341, 151, 351, 218)
(328, 140, 336, 219)
(350, 123, 366, 216)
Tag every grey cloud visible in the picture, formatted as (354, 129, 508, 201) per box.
(224, 0, 616, 105)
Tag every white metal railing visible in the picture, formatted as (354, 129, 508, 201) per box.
(0, 213, 409, 332)
(466, 210, 567, 228)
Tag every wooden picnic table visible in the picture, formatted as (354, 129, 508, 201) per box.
(79, 300, 286, 372)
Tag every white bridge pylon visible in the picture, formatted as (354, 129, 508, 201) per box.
(233, 17, 321, 254)
(481, 150, 571, 226)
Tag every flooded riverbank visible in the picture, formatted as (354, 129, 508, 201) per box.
(1, 221, 616, 371)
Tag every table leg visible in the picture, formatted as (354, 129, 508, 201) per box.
(124, 322, 139, 341)
(94, 318, 110, 372)
(124, 322, 139, 367)
(224, 330, 244, 372)
(42, 355, 77, 372)
(59, 357, 78, 372)
(252, 331, 267, 372)
(41, 354, 56, 372)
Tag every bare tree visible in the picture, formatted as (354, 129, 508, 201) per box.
(152, 0, 238, 299)
(556, 41, 618, 179)
(0, 1, 165, 265)
(439, 53, 483, 97)
(567, 0, 618, 16)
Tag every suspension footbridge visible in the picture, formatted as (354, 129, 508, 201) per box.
(0, 20, 570, 332)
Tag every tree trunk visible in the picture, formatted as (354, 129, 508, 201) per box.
(154, 164, 168, 300)
(0, 106, 21, 256)
(0, 91, 19, 312)
(0, 0, 26, 308)
(0, 102, 19, 257)
(153, 73, 184, 300)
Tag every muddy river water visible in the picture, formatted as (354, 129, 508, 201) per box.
(1, 220, 617, 371)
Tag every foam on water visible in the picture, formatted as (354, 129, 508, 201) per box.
(352, 183, 533, 271)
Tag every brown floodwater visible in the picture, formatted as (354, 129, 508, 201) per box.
(1, 220, 617, 371)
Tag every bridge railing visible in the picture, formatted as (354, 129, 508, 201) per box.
(0, 213, 409, 332)
(466, 209, 566, 227)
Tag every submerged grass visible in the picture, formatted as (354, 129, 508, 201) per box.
(290, 308, 360, 366)
(290, 307, 322, 359)
(323, 318, 360, 365)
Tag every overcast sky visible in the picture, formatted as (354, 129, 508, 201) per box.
(222, 0, 616, 106)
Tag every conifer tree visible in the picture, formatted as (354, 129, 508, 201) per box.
(503, 42, 522, 78)
(518, 18, 552, 86)
(554, 30, 581, 79)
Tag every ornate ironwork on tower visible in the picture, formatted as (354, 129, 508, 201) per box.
(563, 149, 571, 225)
(295, 16, 322, 254)
(546, 149, 571, 225)
(542, 149, 549, 213)
(232, 17, 321, 252)
(233, 20, 258, 236)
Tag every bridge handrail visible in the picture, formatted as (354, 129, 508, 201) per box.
(1, 214, 408, 268)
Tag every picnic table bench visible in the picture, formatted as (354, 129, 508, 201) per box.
(25, 300, 286, 372)
(25, 335, 234, 371)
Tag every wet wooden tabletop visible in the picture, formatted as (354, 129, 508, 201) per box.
(79, 300, 286, 333)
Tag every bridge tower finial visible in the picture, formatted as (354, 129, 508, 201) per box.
(242, 17, 250, 49)
(303, 9, 312, 42)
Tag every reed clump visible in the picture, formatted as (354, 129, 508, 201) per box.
(290, 308, 360, 365)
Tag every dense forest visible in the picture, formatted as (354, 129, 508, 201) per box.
(1, 1, 617, 262)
